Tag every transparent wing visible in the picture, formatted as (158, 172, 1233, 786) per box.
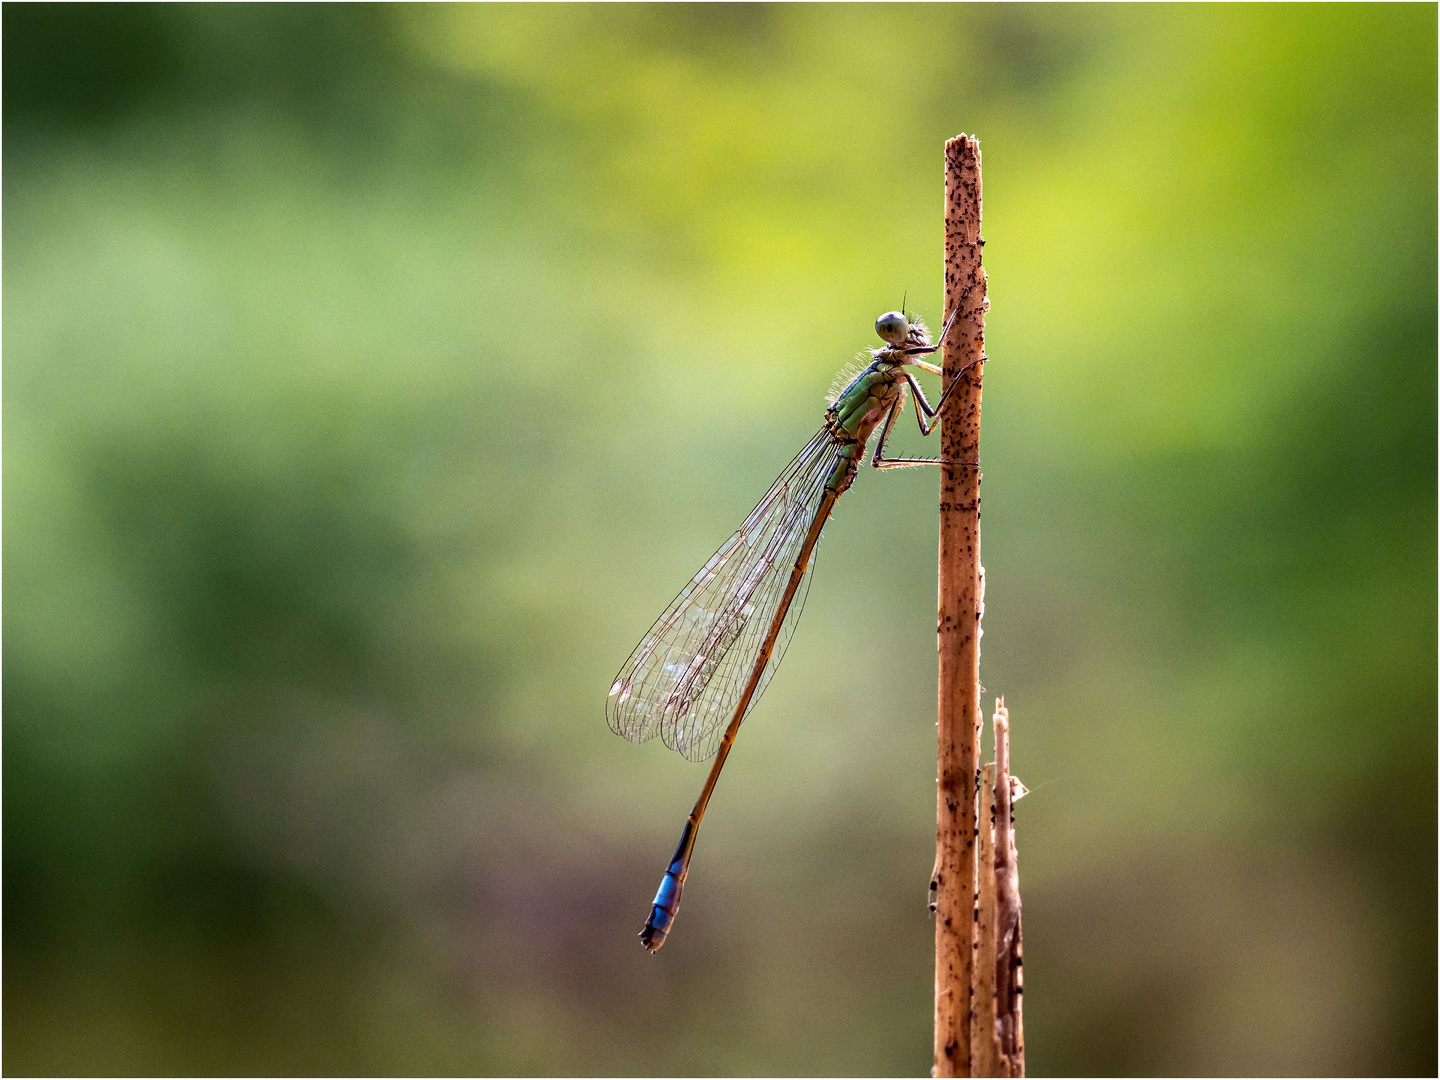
(607, 427, 849, 761)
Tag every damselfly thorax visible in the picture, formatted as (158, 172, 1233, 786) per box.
(827, 358, 914, 446)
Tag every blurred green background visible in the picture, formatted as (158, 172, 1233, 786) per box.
(4, 3, 1435, 1075)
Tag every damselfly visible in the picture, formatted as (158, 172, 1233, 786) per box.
(607, 306, 976, 951)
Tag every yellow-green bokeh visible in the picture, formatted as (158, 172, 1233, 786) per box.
(5, 4, 1434, 1075)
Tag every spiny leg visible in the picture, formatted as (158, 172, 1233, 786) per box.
(903, 302, 963, 370)
(900, 299, 979, 418)
(905, 372, 953, 436)
(907, 352, 987, 424)
(872, 373, 983, 470)
(873, 398, 949, 470)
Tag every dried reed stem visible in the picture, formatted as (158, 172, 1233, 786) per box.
(992, 700, 1024, 1076)
(973, 762, 1004, 1075)
(934, 133, 987, 1077)
(975, 701, 1026, 1076)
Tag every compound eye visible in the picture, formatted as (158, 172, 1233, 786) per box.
(875, 311, 910, 345)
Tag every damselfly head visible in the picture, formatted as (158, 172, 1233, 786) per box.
(875, 310, 910, 345)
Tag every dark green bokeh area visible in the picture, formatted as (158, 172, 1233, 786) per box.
(4, 4, 1435, 1075)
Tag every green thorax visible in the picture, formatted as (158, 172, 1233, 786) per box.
(826, 355, 907, 442)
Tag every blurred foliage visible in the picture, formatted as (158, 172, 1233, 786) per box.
(4, 3, 1435, 1075)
